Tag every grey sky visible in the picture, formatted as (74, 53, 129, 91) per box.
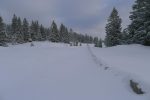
(0, 0, 135, 38)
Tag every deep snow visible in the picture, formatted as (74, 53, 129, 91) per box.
(0, 42, 149, 100)
(91, 45, 150, 83)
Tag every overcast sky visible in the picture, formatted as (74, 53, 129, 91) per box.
(0, 0, 135, 38)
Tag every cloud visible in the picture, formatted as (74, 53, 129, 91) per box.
(0, 0, 135, 39)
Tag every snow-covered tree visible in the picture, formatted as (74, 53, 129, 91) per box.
(121, 28, 131, 44)
(93, 37, 98, 45)
(16, 17, 24, 43)
(94, 37, 102, 48)
(40, 24, 47, 41)
(59, 23, 65, 42)
(0, 16, 6, 44)
(98, 39, 102, 48)
(11, 14, 18, 43)
(105, 7, 122, 47)
(64, 27, 70, 43)
(128, 0, 150, 45)
(50, 21, 60, 42)
(22, 18, 30, 42)
(30, 21, 41, 41)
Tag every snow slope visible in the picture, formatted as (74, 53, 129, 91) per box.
(91, 45, 150, 82)
(0, 42, 149, 100)
(91, 44, 150, 94)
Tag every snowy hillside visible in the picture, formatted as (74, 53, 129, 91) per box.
(0, 42, 149, 100)
(91, 45, 150, 84)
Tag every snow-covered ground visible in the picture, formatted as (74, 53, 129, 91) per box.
(91, 45, 150, 83)
(0, 42, 149, 100)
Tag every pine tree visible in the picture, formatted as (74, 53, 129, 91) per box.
(40, 24, 47, 41)
(5, 25, 12, 42)
(11, 14, 18, 43)
(128, 0, 150, 45)
(93, 37, 98, 44)
(50, 20, 60, 42)
(45, 28, 50, 41)
(63, 26, 70, 43)
(30, 21, 36, 41)
(59, 24, 70, 43)
(16, 17, 24, 43)
(94, 37, 102, 48)
(0, 16, 6, 45)
(69, 28, 75, 43)
(59, 23, 66, 42)
(98, 39, 102, 48)
(105, 7, 122, 47)
(30, 21, 41, 41)
(89, 36, 93, 43)
(35, 21, 42, 41)
(22, 18, 30, 42)
(121, 28, 131, 44)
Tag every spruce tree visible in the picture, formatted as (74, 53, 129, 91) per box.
(0, 16, 6, 45)
(59, 24, 70, 43)
(30, 21, 36, 41)
(35, 21, 42, 41)
(98, 39, 102, 48)
(59, 23, 66, 42)
(94, 37, 102, 48)
(128, 0, 150, 45)
(105, 7, 122, 47)
(121, 28, 131, 44)
(22, 18, 30, 42)
(45, 28, 50, 41)
(69, 28, 74, 42)
(93, 37, 98, 45)
(64, 27, 70, 43)
(40, 25, 47, 41)
(11, 14, 18, 43)
(5, 25, 12, 42)
(16, 17, 23, 43)
(30, 21, 41, 41)
(50, 20, 60, 42)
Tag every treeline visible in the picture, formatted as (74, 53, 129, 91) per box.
(105, 0, 150, 47)
(0, 14, 102, 47)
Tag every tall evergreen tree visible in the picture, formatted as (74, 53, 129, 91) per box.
(16, 17, 23, 43)
(40, 24, 47, 41)
(50, 21, 60, 42)
(5, 25, 12, 42)
(105, 8, 122, 47)
(22, 18, 30, 42)
(45, 28, 50, 41)
(93, 37, 98, 45)
(35, 21, 42, 41)
(69, 28, 74, 42)
(11, 14, 18, 43)
(98, 39, 103, 48)
(59, 23, 66, 42)
(0, 16, 6, 44)
(128, 0, 150, 45)
(121, 28, 131, 44)
(30, 21, 41, 41)
(63, 26, 70, 43)
(30, 21, 36, 41)
(95, 38, 102, 48)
